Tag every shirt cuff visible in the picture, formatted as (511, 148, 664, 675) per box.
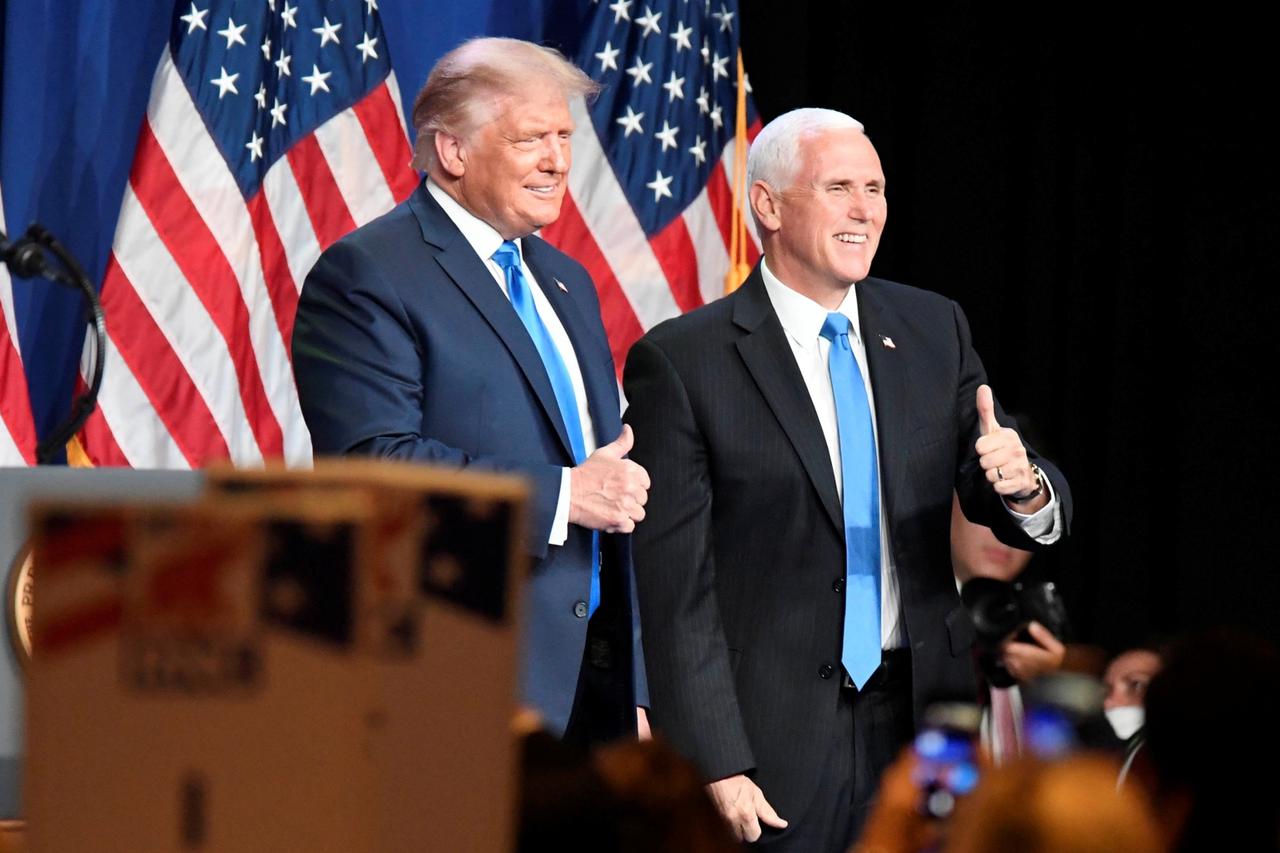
(549, 467, 572, 546)
(1003, 477, 1062, 545)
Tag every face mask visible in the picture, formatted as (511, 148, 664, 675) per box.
(1106, 706, 1145, 740)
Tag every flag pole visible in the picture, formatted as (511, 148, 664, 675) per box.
(724, 50, 751, 294)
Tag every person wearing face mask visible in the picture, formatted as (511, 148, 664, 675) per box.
(1104, 646, 1163, 784)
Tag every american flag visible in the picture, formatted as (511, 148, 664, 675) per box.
(1, 0, 758, 468)
(1, 183, 39, 465)
(541, 0, 760, 373)
(73, 0, 417, 468)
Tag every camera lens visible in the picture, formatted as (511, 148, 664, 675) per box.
(961, 577, 1023, 642)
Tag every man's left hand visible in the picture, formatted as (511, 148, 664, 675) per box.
(975, 384, 1048, 513)
(569, 425, 651, 533)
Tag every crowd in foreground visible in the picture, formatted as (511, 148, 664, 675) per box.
(518, 628, 1280, 853)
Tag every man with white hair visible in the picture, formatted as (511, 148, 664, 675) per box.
(293, 38, 650, 744)
(623, 108, 1072, 849)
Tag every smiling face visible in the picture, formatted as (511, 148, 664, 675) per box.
(756, 127, 886, 307)
(448, 78, 574, 239)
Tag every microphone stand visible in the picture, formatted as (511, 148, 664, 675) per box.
(0, 224, 107, 465)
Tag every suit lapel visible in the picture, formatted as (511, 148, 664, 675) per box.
(732, 270, 843, 534)
(408, 187, 575, 460)
(856, 279, 910, 524)
(523, 239, 620, 447)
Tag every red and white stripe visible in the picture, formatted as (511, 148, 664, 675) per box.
(1, 181, 38, 466)
(78, 49, 416, 469)
(541, 97, 761, 374)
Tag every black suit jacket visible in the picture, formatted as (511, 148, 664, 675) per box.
(622, 266, 1071, 818)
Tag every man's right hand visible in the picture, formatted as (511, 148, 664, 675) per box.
(569, 425, 651, 533)
(706, 774, 788, 842)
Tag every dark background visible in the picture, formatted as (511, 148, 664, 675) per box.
(739, 3, 1280, 652)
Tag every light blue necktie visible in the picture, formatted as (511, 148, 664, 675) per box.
(819, 312, 881, 688)
(492, 240, 600, 616)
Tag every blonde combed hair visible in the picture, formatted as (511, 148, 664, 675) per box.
(409, 37, 599, 173)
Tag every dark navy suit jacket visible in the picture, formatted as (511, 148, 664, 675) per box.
(292, 182, 647, 734)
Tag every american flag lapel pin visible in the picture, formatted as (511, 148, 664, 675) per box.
(880, 335, 896, 349)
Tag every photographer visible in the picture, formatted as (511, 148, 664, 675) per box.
(950, 492, 1067, 763)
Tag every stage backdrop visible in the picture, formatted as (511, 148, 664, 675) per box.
(1, 0, 759, 467)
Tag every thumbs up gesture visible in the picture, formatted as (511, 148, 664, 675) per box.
(974, 385, 1046, 510)
(569, 425, 652, 533)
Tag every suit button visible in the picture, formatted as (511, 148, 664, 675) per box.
(818, 663, 835, 679)
(573, 600, 588, 619)
(832, 578, 845, 593)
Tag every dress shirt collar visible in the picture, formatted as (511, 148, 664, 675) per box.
(760, 258, 863, 350)
(425, 178, 523, 264)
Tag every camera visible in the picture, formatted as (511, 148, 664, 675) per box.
(960, 577, 1070, 688)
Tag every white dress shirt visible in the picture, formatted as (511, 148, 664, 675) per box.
(759, 259, 1060, 649)
(427, 180, 592, 545)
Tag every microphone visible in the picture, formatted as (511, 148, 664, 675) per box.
(0, 223, 108, 464)
(0, 228, 57, 280)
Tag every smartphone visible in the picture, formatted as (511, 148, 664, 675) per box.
(912, 702, 981, 819)
(1021, 672, 1108, 759)
(1022, 704, 1076, 759)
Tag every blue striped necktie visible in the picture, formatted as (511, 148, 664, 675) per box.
(819, 312, 881, 688)
(492, 240, 600, 615)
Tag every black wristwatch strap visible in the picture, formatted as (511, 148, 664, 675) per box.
(1008, 463, 1044, 504)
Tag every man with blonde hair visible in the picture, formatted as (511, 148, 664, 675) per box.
(293, 38, 650, 743)
(623, 108, 1071, 848)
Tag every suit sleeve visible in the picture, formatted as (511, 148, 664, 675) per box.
(293, 239, 562, 557)
(950, 301, 1073, 543)
(623, 336, 755, 781)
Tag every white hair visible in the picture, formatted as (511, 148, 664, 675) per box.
(745, 108, 866, 192)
